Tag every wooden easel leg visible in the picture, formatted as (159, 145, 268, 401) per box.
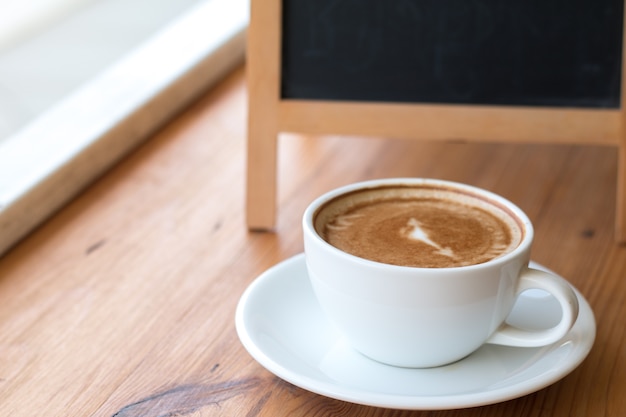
(245, 0, 281, 231)
(617, 143, 626, 243)
(246, 126, 278, 231)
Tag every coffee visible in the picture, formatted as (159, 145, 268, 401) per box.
(314, 185, 523, 268)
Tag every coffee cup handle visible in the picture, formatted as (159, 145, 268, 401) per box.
(486, 267, 579, 347)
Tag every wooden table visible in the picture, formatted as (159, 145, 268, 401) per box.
(0, 66, 624, 416)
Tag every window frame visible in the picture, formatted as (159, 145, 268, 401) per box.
(0, 0, 248, 256)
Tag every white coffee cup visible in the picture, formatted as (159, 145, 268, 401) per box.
(303, 178, 579, 368)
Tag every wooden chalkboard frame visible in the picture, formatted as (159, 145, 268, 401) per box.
(246, 0, 626, 242)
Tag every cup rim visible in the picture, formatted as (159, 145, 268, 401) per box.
(303, 178, 534, 271)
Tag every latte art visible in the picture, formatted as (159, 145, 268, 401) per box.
(402, 217, 454, 258)
(315, 185, 523, 268)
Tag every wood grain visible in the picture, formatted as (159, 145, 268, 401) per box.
(0, 66, 624, 417)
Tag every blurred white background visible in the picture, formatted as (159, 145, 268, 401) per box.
(0, 0, 205, 141)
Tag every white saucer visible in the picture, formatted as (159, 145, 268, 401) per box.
(235, 254, 595, 410)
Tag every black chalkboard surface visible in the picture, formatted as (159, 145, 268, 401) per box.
(281, 0, 624, 108)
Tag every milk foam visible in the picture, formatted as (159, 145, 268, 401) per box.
(315, 185, 523, 268)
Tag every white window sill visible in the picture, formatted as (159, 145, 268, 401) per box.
(0, 0, 248, 256)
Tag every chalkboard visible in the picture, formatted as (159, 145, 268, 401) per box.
(281, 0, 624, 108)
(246, 0, 626, 240)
